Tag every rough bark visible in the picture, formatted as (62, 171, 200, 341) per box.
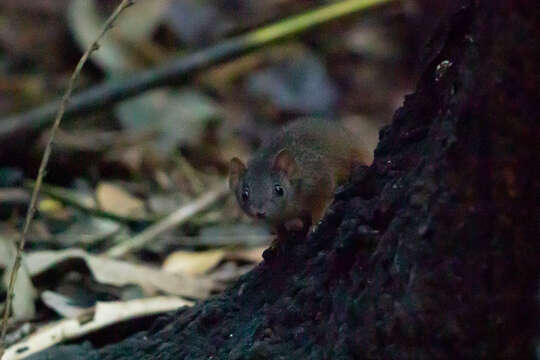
(28, 0, 539, 359)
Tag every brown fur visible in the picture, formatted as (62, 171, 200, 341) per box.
(230, 118, 370, 231)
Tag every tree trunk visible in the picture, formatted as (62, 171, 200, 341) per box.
(28, 0, 539, 359)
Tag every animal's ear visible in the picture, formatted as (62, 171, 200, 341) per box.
(229, 158, 246, 190)
(272, 149, 298, 178)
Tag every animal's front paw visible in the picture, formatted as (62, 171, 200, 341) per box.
(284, 218, 305, 232)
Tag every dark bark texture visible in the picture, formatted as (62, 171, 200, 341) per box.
(29, 0, 539, 359)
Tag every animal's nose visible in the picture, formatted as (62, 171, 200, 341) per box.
(255, 211, 266, 219)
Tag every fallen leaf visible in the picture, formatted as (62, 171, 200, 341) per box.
(96, 182, 145, 218)
(0, 236, 36, 321)
(26, 249, 214, 299)
(147, 193, 189, 216)
(3, 323, 33, 351)
(2, 296, 192, 360)
(112, 0, 171, 43)
(40, 291, 89, 318)
(164, 0, 233, 46)
(53, 216, 123, 247)
(207, 262, 254, 283)
(37, 198, 63, 214)
(191, 224, 273, 247)
(67, 0, 170, 74)
(67, 0, 137, 73)
(344, 22, 401, 61)
(0, 188, 28, 204)
(225, 247, 266, 263)
(245, 50, 338, 115)
(115, 89, 222, 154)
(162, 249, 225, 275)
(37, 198, 71, 221)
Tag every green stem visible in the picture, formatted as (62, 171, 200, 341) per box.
(243, 0, 394, 45)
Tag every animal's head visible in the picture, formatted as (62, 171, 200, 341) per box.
(229, 149, 298, 223)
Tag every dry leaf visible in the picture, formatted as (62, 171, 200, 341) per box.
(37, 198, 71, 221)
(225, 247, 265, 263)
(26, 249, 214, 299)
(96, 182, 145, 218)
(0, 188, 29, 204)
(67, 0, 171, 74)
(193, 224, 273, 247)
(207, 262, 254, 283)
(162, 249, 225, 275)
(2, 296, 191, 360)
(37, 198, 63, 214)
(40, 291, 89, 318)
(0, 236, 36, 320)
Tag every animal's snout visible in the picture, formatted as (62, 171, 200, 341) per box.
(255, 211, 266, 219)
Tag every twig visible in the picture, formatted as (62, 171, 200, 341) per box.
(105, 182, 229, 258)
(0, 0, 136, 356)
(0, 0, 397, 145)
(24, 180, 160, 226)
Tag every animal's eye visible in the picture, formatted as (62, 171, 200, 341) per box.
(241, 188, 249, 201)
(274, 184, 284, 196)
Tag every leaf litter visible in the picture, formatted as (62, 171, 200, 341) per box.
(0, 0, 417, 355)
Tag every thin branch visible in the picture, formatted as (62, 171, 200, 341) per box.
(0, 0, 136, 356)
(0, 0, 397, 144)
(105, 182, 229, 258)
